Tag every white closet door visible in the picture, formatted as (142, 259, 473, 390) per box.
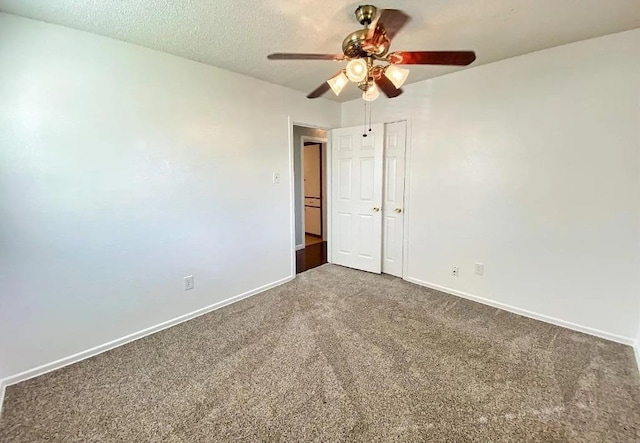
(382, 121, 407, 277)
(330, 124, 384, 273)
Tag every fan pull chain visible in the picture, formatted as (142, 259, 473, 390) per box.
(362, 98, 375, 137)
(362, 100, 367, 137)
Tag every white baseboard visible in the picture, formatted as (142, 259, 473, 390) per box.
(0, 381, 5, 419)
(404, 277, 634, 346)
(295, 243, 305, 251)
(0, 275, 294, 395)
(634, 341, 640, 374)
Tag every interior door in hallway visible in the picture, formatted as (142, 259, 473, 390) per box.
(330, 124, 384, 273)
(382, 121, 407, 278)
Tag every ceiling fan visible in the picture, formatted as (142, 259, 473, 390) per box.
(267, 5, 476, 101)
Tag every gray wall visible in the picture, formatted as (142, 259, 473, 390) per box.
(293, 125, 327, 246)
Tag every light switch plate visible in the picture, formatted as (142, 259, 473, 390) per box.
(273, 172, 280, 184)
(184, 275, 194, 291)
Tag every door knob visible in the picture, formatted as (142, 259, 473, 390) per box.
(372, 207, 380, 212)
(394, 208, 403, 213)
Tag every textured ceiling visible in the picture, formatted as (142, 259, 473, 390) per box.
(1, 0, 639, 102)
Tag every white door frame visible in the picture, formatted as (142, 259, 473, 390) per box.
(287, 117, 412, 280)
(287, 117, 330, 278)
(300, 135, 327, 249)
(326, 118, 412, 279)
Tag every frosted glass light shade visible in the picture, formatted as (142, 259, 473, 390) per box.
(327, 71, 349, 96)
(346, 59, 368, 83)
(384, 64, 410, 88)
(362, 84, 379, 101)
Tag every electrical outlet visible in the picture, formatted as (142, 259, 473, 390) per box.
(451, 266, 459, 277)
(273, 172, 280, 184)
(475, 263, 484, 276)
(184, 275, 194, 291)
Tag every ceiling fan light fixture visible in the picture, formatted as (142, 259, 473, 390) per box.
(346, 58, 368, 83)
(384, 64, 410, 89)
(267, 7, 476, 100)
(362, 83, 380, 101)
(327, 71, 349, 96)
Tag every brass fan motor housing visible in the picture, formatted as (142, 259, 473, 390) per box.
(341, 29, 369, 58)
(341, 29, 390, 58)
(342, 5, 390, 58)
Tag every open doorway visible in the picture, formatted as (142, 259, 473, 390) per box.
(293, 125, 327, 273)
(303, 141, 323, 246)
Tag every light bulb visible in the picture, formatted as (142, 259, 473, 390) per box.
(345, 59, 368, 83)
(384, 65, 410, 89)
(362, 84, 379, 101)
(327, 71, 348, 96)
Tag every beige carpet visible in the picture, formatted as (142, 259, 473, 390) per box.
(1, 264, 639, 442)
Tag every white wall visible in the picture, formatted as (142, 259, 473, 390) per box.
(0, 13, 340, 381)
(343, 29, 640, 342)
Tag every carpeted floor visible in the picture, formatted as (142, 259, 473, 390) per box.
(1, 264, 639, 442)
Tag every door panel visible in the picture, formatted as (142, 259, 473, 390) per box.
(358, 214, 375, 258)
(339, 159, 352, 199)
(386, 157, 397, 199)
(360, 157, 375, 200)
(331, 124, 384, 273)
(384, 216, 399, 261)
(338, 213, 352, 253)
(382, 121, 407, 277)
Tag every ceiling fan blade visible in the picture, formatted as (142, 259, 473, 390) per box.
(389, 51, 476, 66)
(375, 75, 403, 98)
(367, 9, 410, 45)
(268, 53, 345, 61)
(307, 82, 331, 99)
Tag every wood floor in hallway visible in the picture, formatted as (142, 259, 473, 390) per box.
(296, 241, 327, 274)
